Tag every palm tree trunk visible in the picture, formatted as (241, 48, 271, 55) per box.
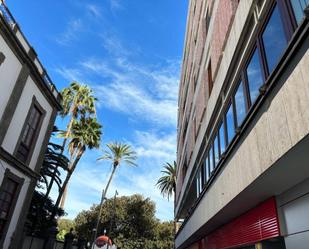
(60, 115, 75, 154)
(59, 183, 68, 209)
(53, 148, 84, 218)
(94, 165, 117, 240)
(44, 167, 57, 199)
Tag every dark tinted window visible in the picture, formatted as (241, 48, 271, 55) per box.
(234, 81, 247, 127)
(16, 106, 42, 162)
(246, 48, 264, 104)
(0, 179, 18, 236)
(262, 5, 287, 73)
(226, 103, 235, 145)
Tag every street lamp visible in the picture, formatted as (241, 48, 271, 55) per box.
(92, 190, 118, 249)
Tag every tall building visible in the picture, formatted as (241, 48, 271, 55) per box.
(176, 1, 309, 249)
(0, 3, 61, 248)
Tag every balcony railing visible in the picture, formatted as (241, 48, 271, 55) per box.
(0, 2, 15, 28)
(0, 1, 60, 100)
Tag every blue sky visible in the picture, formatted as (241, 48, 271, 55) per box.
(7, 0, 188, 221)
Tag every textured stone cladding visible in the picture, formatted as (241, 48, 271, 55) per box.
(211, 0, 238, 80)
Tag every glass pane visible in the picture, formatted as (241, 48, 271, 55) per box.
(204, 155, 209, 182)
(234, 81, 247, 126)
(196, 176, 199, 198)
(21, 125, 30, 143)
(290, 0, 307, 24)
(199, 169, 202, 192)
(262, 5, 287, 73)
(226, 104, 235, 145)
(246, 48, 264, 104)
(209, 145, 214, 174)
(214, 135, 219, 166)
(219, 122, 226, 155)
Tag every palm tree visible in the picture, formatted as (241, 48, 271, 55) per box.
(41, 142, 69, 199)
(55, 116, 102, 210)
(94, 142, 137, 238)
(60, 82, 97, 154)
(156, 161, 176, 201)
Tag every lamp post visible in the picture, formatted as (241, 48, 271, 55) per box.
(92, 188, 106, 249)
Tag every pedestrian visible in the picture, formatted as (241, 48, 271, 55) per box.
(63, 228, 74, 249)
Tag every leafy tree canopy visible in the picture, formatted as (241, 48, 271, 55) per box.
(56, 218, 76, 241)
(74, 194, 174, 249)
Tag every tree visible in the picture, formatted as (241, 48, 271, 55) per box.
(54, 117, 102, 212)
(39, 142, 69, 199)
(57, 219, 75, 241)
(156, 161, 176, 200)
(60, 82, 97, 154)
(94, 142, 137, 238)
(57, 83, 100, 210)
(25, 191, 64, 237)
(74, 194, 174, 249)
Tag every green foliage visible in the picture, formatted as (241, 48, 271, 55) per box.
(38, 142, 69, 190)
(156, 162, 176, 200)
(97, 142, 137, 168)
(25, 191, 64, 237)
(74, 194, 174, 249)
(56, 219, 75, 241)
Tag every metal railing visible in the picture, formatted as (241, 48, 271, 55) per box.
(0, 2, 16, 28)
(0, 1, 60, 100)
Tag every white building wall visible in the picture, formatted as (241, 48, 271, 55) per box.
(0, 35, 22, 120)
(2, 75, 52, 170)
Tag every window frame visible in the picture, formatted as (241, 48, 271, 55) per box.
(259, 1, 292, 78)
(0, 169, 23, 246)
(233, 79, 249, 128)
(14, 96, 46, 165)
(204, 151, 210, 184)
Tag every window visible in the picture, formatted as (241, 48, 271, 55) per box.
(246, 48, 264, 104)
(209, 145, 214, 174)
(225, 103, 235, 145)
(290, 0, 309, 24)
(204, 153, 210, 183)
(234, 80, 247, 127)
(16, 105, 43, 163)
(208, 61, 213, 96)
(262, 4, 288, 74)
(219, 122, 226, 155)
(214, 135, 219, 166)
(196, 167, 203, 197)
(0, 178, 18, 237)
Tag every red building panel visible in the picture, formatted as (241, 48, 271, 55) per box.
(204, 198, 280, 249)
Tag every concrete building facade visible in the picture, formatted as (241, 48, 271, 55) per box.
(176, 0, 309, 249)
(0, 3, 61, 248)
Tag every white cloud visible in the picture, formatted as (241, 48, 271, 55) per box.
(55, 19, 83, 45)
(86, 4, 102, 19)
(134, 131, 176, 161)
(54, 67, 86, 83)
(79, 57, 180, 127)
(102, 35, 132, 57)
(110, 0, 123, 11)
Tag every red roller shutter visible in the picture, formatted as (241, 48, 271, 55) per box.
(204, 197, 280, 249)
